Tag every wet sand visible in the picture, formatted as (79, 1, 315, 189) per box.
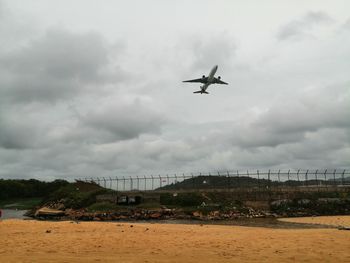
(0, 218, 350, 263)
(279, 215, 350, 227)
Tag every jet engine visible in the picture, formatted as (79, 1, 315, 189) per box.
(218, 76, 221, 80)
(202, 75, 205, 78)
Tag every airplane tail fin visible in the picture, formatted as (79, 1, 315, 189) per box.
(193, 90, 209, 94)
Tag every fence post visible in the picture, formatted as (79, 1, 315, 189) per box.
(192, 173, 195, 189)
(109, 177, 112, 189)
(151, 175, 154, 190)
(123, 176, 126, 191)
(144, 176, 147, 191)
(116, 177, 119, 191)
(227, 171, 230, 190)
(159, 175, 162, 188)
(183, 173, 186, 190)
(130, 176, 133, 191)
(237, 170, 240, 189)
(167, 174, 169, 186)
(315, 169, 318, 187)
(257, 170, 260, 188)
(277, 169, 280, 184)
(341, 170, 345, 186)
(297, 169, 300, 183)
(137, 176, 139, 190)
(287, 169, 290, 182)
(217, 171, 221, 189)
(305, 170, 309, 186)
(324, 169, 327, 186)
(268, 169, 271, 189)
(333, 169, 336, 186)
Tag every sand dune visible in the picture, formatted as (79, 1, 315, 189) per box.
(0, 218, 350, 263)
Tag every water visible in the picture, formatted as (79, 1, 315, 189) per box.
(0, 209, 29, 220)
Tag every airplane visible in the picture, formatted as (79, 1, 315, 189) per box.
(182, 65, 228, 94)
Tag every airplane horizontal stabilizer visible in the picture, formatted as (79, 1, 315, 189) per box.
(193, 90, 209, 94)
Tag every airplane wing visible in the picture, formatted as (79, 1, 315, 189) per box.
(213, 77, 228, 85)
(183, 77, 208, 84)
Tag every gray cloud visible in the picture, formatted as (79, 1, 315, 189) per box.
(232, 83, 350, 148)
(190, 34, 237, 70)
(0, 28, 120, 104)
(0, 112, 38, 149)
(77, 98, 166, 143)
(342, 18, 350, 30)
(277, 11, 334, 40)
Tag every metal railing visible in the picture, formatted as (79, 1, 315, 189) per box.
(77, 169, 350, 192)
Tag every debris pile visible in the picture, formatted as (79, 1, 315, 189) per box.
(32, 205, 276, 221)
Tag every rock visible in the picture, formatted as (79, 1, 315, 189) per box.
(318, 198, 342, 204)
(162, 208, 174, 215)
(271, 199, 292, 206)
(298, 199, 311, 205)
(35, 207, 66, 217)
(213, 211, 220, 217)
(55, 203, 65, 210)
(149, 212, 162, 219)
(192, 211, 202, 217)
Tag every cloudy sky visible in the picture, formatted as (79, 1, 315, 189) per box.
(0, 0, 349, 181)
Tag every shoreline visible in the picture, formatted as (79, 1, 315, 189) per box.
(1, 213, 340, 229)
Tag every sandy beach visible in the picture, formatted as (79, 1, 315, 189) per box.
(0, 217, 349, 263)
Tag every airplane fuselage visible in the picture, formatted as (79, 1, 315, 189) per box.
(201, 65, 218, 92)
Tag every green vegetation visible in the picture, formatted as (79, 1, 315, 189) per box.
(87, 202, 120, 212)
(0, 179, 69, 200)
(159, 175, 350, 191)
(0, 179, 112, 210)
(159, 176, 280, 190)
(135, 202, 163, 209)
(160, 192, 204, 207)
(46, 181, 113, 209)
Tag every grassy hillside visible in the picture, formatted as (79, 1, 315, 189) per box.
(158, 175, 349, 190)
(0, 179, 69, 200)
(44, 181, 114, 209)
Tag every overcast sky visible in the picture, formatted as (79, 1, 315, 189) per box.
(0, 0, 349, 181)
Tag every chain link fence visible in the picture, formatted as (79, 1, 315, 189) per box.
(77, 169, 350, 192)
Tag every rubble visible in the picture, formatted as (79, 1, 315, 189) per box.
(30, 196, 350, 221)
(34, 207, 66, 218)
